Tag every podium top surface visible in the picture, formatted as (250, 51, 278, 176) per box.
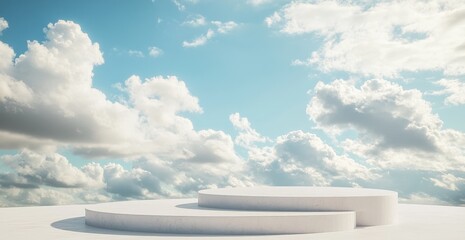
(199, 186, 397, 198)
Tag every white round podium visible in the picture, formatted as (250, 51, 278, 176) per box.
(85, 186, 398, 234)
(198, 187, 397, 226)
(85, 198, 355, 234)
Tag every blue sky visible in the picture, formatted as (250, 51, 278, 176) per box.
(1, 0, 465, 206)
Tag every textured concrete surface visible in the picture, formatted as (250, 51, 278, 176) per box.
(85, 198, 356, 234)
(199, 187, 398, 225)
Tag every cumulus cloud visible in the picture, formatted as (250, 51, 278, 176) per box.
(400, 192, 450, 205)
(102, 163, 162, 199)
(248, 0, 271, 6)
(0, 150, 163, 203)
(0, 19, 218, 161)
(183, 29, 215, 47)
(0, 75, 33, 104)
(171, 0, 198, 11)
(0, 149, 164, 205)
(432, 79, 465, 105)
(125, 75, 202, 127)
(148, 46, 163, 57)
(0, 143, 249, 206)
(227, 87, 465, 205)
(230, 113, 268, 148)
(211, 21, 238, 34)
(0, 150, 102, 189)
(183, 15, 206, 27)
(128, 50, 144, 57)
(273, 131, 377, 181)
(182, 20, 238, 48)
(307, 79, 465, 172)
(130, 131, 252, 196)
(172, 0, 185, 11)
(265, 12, 282, 27)
(0, 17, 8, 34)
(268, 0, 465, 77)
(0, 188, 77, 207)
(430, 173, 465, 191)
(0, 150, 112, 206)
(231, 114, 377, 188)
(99, 127, 249, 198)
(0, 20, 144, 148)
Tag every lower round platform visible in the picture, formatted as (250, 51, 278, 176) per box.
(85, 198, 355, 235)
(198, 187, 398, 226)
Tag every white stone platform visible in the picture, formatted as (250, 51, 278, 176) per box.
(84, 187, 397, 234)
(199, 187, 398, 226)
(2, 202, 465, 239)
(85, 198, 356, 234)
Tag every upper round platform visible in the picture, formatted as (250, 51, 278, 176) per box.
(199, 186, 396, 197)
(85, 198, 355, 235)
(198, 186, 398, 226)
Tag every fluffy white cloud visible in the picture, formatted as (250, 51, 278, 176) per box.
(430, 173, 465, 191)
(0, 20, 145, 148)
(399, 192, 449, 205)
(131, 132, 251, 197)
(211, 21, 238, 34)
(0, 40, 14, 72)
(183, 15, 206, 27)
(231, 115, 377, 187)
(268, 0, 465, 77)
(0, 149, 161, 205)
(126, 75, 201, 129)
(230, 113, 268, 148)
(0, 17, 7, 33)
(187, 129, 241, 164)
(148, 46, 163, 57)
(183, 29, 214, 47)
(170, 0, 198, 11)
(0, 19, 218, 161)
(274, 131, 377, 181)
(0, 19, 34, 105)
(0, 186, 112, 207)
(307, 79, 465, 171)
(227, 88, 465, 204)
(432, 79, 465, 105)
(0, 74, 33, 104)
(0, 150, 103, 189)
(128, 50, 144, 57)
(90, 127, 248, 199)
(0, 142, 249, 205)
(102, 163, 162, 199)
(172, 0, 185, 11)
(265, 12, 282, 27)
(0, 187, 76, 207)
(248, 0, 271, 6)
(182, 20, 238, 48)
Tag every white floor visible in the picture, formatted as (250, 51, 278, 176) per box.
(1, 202, 465, 239)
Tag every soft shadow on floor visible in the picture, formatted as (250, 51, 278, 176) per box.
(175, 203, 238, 211)
(51, 217, 218, 237)
(51, 217, 286, 238)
